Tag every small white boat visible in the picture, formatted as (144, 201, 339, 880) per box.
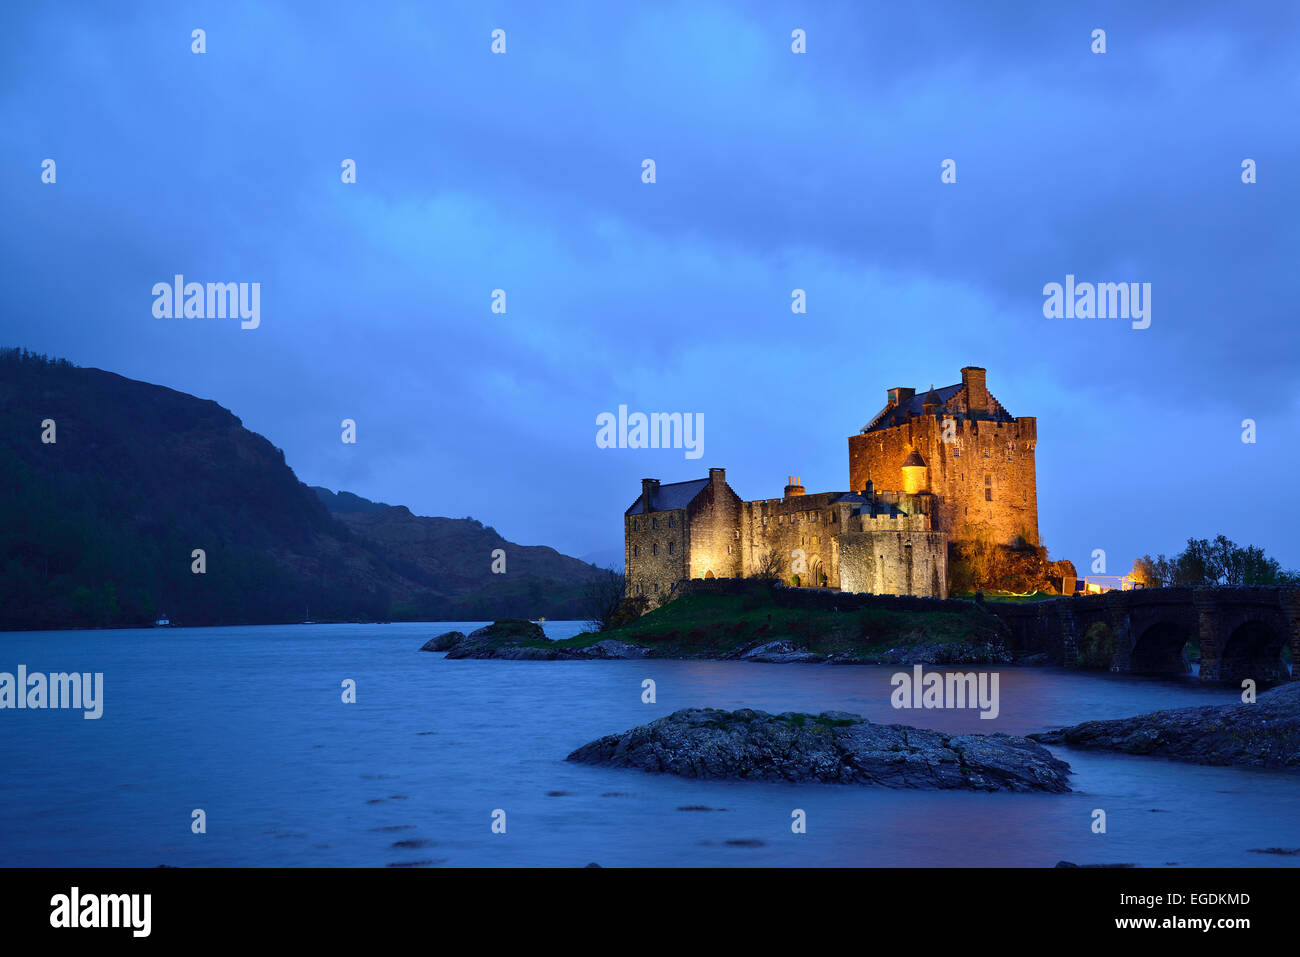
(155, 616, 171, 627)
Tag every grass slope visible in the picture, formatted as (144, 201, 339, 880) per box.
(548, 591, 1002, 658)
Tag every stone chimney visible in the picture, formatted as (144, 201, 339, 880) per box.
(784, 475, 805, 498)
(641, 478, 659, 514)
(961, 367, 989, 413)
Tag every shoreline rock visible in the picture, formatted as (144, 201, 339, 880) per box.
(566, 707, 1072, 792)
(1030, 682, 1300, 770)
(424, 619, 1019, 666)
(428, 621, 651, 660)
(420, 631, 465, 652)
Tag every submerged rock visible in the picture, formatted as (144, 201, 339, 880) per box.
(1030, 682, 1300, 770)
(566, 707, 1071, 792)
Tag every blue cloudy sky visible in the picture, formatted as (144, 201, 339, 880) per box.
(3, 1, 1298, 572)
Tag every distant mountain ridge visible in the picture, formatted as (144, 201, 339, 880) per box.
(311, 486, 607, 607)
(0, 348, 605, 629)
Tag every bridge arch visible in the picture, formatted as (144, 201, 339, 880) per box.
(1129, 620, 1192, 675)
(1219, 619, 1288, 684)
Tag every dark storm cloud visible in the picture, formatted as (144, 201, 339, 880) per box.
(1, 0, 1296, 570)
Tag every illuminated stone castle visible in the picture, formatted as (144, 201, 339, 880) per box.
(624, 367, 1038, 603)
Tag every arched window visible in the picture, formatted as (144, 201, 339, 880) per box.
(652, 543, 658, 556)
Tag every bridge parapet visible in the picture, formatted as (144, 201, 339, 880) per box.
(982, 586, 1297, 682)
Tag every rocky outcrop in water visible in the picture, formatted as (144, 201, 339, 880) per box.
(438, 619, 561, 659)
(424, 619, 1014, 665)
(420, 631, 465, 652)
(425, 620, 649, 660)
(566, 708, 1072, 792)
(1030, 682, 1300, 770)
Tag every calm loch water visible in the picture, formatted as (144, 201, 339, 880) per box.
(1, 621, 1296, 867)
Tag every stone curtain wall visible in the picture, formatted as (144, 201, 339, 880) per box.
(837, 514, 948, 598)
(739, 492, 844, 587)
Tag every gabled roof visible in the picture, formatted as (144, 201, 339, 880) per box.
(625, 478, 710, 515)
(863, 383, 963, 432)
(861, 381, 1014, 433)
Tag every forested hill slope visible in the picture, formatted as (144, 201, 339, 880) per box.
(0, 348, 604, 628)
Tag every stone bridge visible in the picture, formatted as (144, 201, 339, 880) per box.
(989, 586, 1300, 683)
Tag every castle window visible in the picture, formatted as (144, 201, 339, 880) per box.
(985, 488, 992, 501)
(984, 450, 990, 458)
(668, 515, 674, 528)
(668, 541, 674, 555)
(633, 545, 639, 558)
(633, 519, 639, 531)
(727, 545, 732, 555)
(652, 518, 658, 530)
(652, 543, 658, 556)
(733, 530, 740, 540)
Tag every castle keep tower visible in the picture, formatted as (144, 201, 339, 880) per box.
(847, 367, 1039, 546)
